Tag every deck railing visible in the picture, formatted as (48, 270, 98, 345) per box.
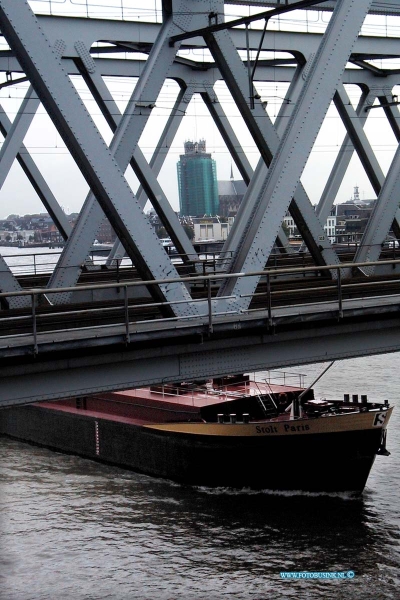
(1, 257, 400, 355)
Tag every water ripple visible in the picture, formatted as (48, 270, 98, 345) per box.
(1, 354, 400, 599)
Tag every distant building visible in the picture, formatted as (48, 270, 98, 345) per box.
(283, 214, 297, 238)
(334, 187, 376, 243)
(192, 216, 234, 242)
(177, 140, 219, 217)
(96, 218, 117, 244)
(282, 186, 379, 244)
(0, 229, 35, 244)
(218, 177, 246, 217)
(324, 210, 337, 242)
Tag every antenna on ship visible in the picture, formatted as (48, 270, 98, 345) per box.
(289, 361, 336, 419)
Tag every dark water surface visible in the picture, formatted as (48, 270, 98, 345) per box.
(1, 355, 400, 600)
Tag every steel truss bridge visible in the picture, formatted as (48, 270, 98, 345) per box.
(2, 0, 400, 406)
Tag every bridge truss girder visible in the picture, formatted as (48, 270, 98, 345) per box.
(0, 1, 399, 316)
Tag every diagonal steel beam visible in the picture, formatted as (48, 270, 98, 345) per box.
(0, 0, 198, 316)
(0, 85, 72, 239)
(333, 85, 385, 196)
(200, 86, 254, 185)
(220, 66, 308, 260)
(270, 63, 320, 256)
(75, 64, 198, 266)
(377, 94, 400, 240)
(354, 141, 400, 271)
(204, 29, 339, 275)
(0, 85, 38, 190)
(316, 87, 375, 227)
(136, 84, 192, 198)
(0, 105, 72, 239)
(353, 93, 400, 268)
(211, 0, 372, 311)
(44, 3, 212, 302)
(333, 85, 400, 242)
(0, 254, 29, 308)
(200, 85, 292, 252)
(200, 85, 291, 252)
(169, 0, 328, 45)
(380, 94, 400, 142)
(0, 84, 46, 307)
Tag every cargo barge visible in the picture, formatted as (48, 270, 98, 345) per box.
(0, 374, 393, 494)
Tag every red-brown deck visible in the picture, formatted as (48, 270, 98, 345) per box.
(34, 380, 305, 426)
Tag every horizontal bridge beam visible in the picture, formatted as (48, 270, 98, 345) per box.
(0, 15, 397, 60)
(229, 0, 400, 16)
(1, 314, 400, 408)
(169, 0, 328, 45)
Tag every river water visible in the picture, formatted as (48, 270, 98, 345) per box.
(1, 251, 400, 599)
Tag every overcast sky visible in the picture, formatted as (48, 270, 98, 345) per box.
(0, 1, 398, 219)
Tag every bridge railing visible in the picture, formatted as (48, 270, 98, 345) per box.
(0, 257, 400, 354)
(3, 242, 399, 277)
(2, 248, 237, 276)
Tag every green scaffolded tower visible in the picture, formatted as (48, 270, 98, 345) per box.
(177, 140, 219, 216)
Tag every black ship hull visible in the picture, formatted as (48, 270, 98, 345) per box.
(0, 403, 389, 494)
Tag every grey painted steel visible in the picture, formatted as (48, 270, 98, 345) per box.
(220, 69, 306, 258)
(0, 1, 208, 316)
(107, 84, 197, 265)
(0, 85, 36, 306)
(273, 64, 330, 258)
(229, 0, 400, 15)
(333, 85, 385, 196)
(2, 16, 400, 89)
(75, 66, 197, 266)
(29, 14, 400, 60)
(381, 97, 400, 142)
(0, 0, 199, 316)
(0, 15, 397, 241)
(0, 103, 73, 239)
(0, 86, 38, 191)
(0, 86, 40, 308)
(5, 51, 400, 100)
(0, 85, 71, 240)
(200, 86, 292, 252)
(0, 255, 29, 308)
(316, 88, 375, 226)
(1, 39, 370, 262)
(377, 95, 400, 240)
(133, 84, 192, 205)
(17, 8, 400, 117)
(200, 87, 254, 184)
(0, 256, 400, 403)
(215, 0, 372, 310)
(0, 0, 400, 352)
(169, 0, 329, 46)
(43, 7, 212, 303)
(354, 145, 400, 271)
(43, 26, 177, 294)
(2, 315, 400, 407)
(205, 28, 340, 286)
(333, 85, 400, 249)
